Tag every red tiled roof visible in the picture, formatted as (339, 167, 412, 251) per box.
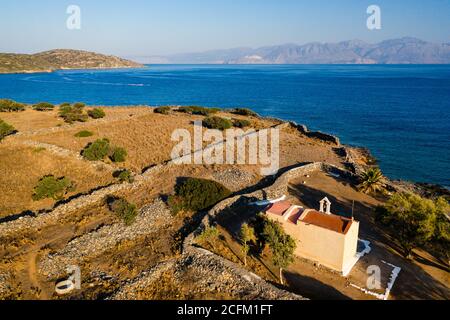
(287, 208, 303, 224)
(265, 201, 292, 216)
(299, 210, 353, 234)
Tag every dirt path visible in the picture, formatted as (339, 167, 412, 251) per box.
(11, 216, 112, 300)
(27, 248, 49, 299)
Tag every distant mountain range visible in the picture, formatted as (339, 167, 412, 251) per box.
(132, 37, 450, 64)
(0, 49, 143, 74)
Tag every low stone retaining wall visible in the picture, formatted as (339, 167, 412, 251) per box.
(178, 162, 363, 301)
(38, 198, 173, 280)
(188, 162, 356, 238)
(290, 122, 340, 145)
(0, 122, 285, 238)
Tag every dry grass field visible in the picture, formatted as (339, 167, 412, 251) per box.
(0, 105, 371, 300)
(0, 144, 114, 217)
(8, 108, 282, 172)
(0, 106, 346, 219)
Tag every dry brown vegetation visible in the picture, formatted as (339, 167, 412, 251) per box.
(0, 145, 114, 217)
(0, 105, 357, 300)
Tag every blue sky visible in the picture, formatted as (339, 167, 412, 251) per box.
(1, 0, 449, 56)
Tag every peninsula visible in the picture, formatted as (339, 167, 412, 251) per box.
(0, 49, 144, 74)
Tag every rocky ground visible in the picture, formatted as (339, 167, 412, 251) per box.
(7, 105, 440, 300)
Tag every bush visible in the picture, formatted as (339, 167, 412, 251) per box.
(73, 102, 86, 109)
(232, 119, 251, 128)
(88, 108, 106, 119)
(191, 107, 220, 116)
(168, 178, 231, 214)
(59, 103, 88, 123)
(0, 99, 25, 112)
(231, 108, 258, 117)
(202, 116, 233, 130)
(33, 102, 55, 111)
(177, 106, 194, 114)
(33, 147, 46, 153)
(106, 196, 138, 225)
(32, 175, 75, 201)
(0, 119, 16, 141)
(154, 106, 171, 115)
(82, 139, 110, 161)
(74, 130, 94, 138)
(177, 106, 220, 116)
(113, 169, 134, 183)
(197, 226, 220, 247)
(109, 147, 127, 163)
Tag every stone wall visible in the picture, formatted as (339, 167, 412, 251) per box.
(0, 122, 286, 238)
(290, 122, 341, 145)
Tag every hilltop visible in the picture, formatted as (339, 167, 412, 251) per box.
(0, 49, 144, 74)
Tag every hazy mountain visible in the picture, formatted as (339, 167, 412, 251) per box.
(140, 38, 450, 64)
(0, 49, 143, 74)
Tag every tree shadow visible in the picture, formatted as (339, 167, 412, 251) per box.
(413, 251, 450, 273)
(283, 271, 352, 300)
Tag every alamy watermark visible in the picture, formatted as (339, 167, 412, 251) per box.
(171, 121, 280, 176)
(366, 265, 382, 290)
(66, 5, 81, 30)
(367, 5, 381, 30)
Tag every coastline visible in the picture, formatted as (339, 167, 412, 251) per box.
(0, 65, 147, 75)
(8, 103, 450, 196)
(0, 103, 448, 300)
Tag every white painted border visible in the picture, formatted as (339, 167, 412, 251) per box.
(350, 260, 402, 300)
(342, 239, 372, 276)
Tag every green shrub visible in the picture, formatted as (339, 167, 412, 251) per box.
(177, 106, 220, 116)
(59, 103, 88, 123)
(74, 130, 94, 138)
(202, 116, 233, 130)
(33, 102, 55, 111)
(168, 178, 231, 214)
(177, 106, 194, 113)
(0, 99, 25, 112)
(0, 119, 16, 141)
(113, 169, 134, 183)
(106, 196, 138, 225)
(82, 138, 110, 161)
(197, 226, 220, 246)
(73, 102, 86, 109)
(109, 147, 127, 163)
(32, 175, 75, 201)
(33, 147, 46, 153)
(191, 107, 220, 116)
(232, 119, 251, 128)
(88, 108, 106, 119)
(231, 108, 258, 117)
(154, 106, 171, 115)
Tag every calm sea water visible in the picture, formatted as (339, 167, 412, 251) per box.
(0, 65, 449, 187)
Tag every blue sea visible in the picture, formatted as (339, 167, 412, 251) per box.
(0, 65, 449, 187)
